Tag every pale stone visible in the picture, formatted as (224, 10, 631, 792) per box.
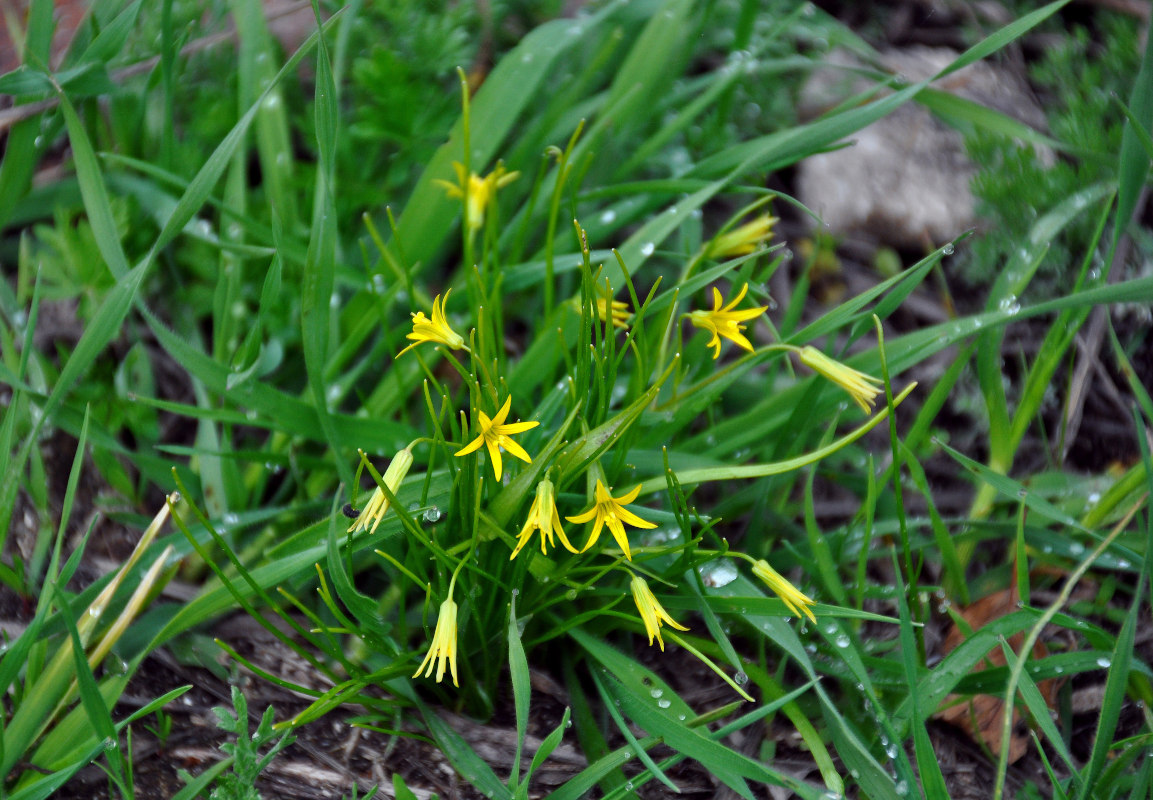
(796, 46, 1050, 249)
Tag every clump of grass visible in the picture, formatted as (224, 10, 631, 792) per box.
(964, 11, 1147, 297)
(178, 686, 297, 800)
(0, 0, 1151, 798)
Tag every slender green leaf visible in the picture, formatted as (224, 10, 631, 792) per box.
(508, 592, 531, 788)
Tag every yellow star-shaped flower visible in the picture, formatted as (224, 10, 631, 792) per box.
(751, 559, 816, 623)
(688, 284, 768, 359)
(510, 479, 578, 560)
(454, 395, 539, 481)
(629, 574, 689, 650)
(397, 290, 467, 358)
(413, 597, 459, 686)
(565, 479, 656, 561)
(435, 161, 520, 232)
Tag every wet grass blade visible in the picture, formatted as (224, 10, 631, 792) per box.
(301, 0, 349, 486)
(1111, 10, 1153, 261)
(419, 701, 513, 800)
(508, 592, 530, 789)
(1075, 413, 1151, 798)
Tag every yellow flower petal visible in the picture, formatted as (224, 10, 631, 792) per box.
(486, 439, 504, 482)
(566, 506, 599, 525)
(615, 505, 658, 530)
(454, 435, 485, 457)
(499, 437, 533, 465)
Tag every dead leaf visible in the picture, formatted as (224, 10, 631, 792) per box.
(936, 575, 1058, 763)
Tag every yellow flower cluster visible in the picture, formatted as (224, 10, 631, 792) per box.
(368, 199, 844, 687)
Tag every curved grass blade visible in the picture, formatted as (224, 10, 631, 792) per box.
(637, 382, 916, 495)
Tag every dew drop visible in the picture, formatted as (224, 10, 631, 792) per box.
(941, 243, 955, 255)
(698, 559, 739, 588)
(640, 242, 656, 257)
(650, 688, 663, 699)
(423, 506, 442, 523)
(998, 296, 1021, 315)
(1096, 656, 1112, 668)
(657, 698, 671, 708)
(600, 209, 617, 224)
